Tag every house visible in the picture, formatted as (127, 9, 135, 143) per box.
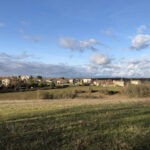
(101, 80, 114, 87)
(130, 80, 141, 85)
(2, 78, 11, 87)
(93, 80, 114, 87)
(20, 75, 30, 81)
(36, 79, 42, 82)
(57, 79, 68, 84)
(113, 80, 125, 87)
(93, 80, 101, 86)
(82, 78, 92, 84)
(75, 79, 83, 86)
(69, 79, 76, 84)
(45, 78, 57, 84)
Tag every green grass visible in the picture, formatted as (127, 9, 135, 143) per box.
(1, 99, 150, 150)
(0, 86, 120, 100)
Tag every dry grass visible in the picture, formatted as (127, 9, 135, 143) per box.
(121, 83, 150, 97)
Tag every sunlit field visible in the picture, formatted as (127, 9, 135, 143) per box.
(1, 98, 150, 150)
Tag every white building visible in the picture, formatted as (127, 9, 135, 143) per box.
(57, 79, 68, 84)
(82, 78, 92, 84)
(113, 80, 125, 87)
(130, 80, 141, 85)
(69, 79, 75, 84)
(20, 75, 30, 81)
(2, 79, 11, 87)
(93, 80, 101, 86)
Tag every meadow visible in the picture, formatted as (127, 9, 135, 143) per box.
(1, 85, 150, 149)
(1, 98, 150, 150)
(0, 86, 120, 100)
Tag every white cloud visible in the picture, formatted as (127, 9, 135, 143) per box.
(130, 34, 150, 50)
(90, 53, 111, 65)
(59, 37, 101, 52)
(20, 29, 41, 43)
(87, 54, 150, 78)
(0, 23, 5, 27)
(137, 25, 146, 33)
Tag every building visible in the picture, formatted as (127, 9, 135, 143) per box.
(74, 79, 83, 86)
(93, 80, 101, 86)
(2, 78, 11, 87)
(130, 80, 141, 85)
(113, 80, 125, 87)
(69, 79, 76, 84)
(57, 79, 68, 84)
(45, 78, 57, 84)
(20, 75, 30, 81)
(82, 78, 92, 84)
(93, 80, 114, 87)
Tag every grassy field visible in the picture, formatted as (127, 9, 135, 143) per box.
(0, 86, 120, 100)
(1, 98, 150, 150)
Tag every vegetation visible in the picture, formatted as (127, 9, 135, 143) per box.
(1, 99, 150, 149)
(121, 84, 150, 97)
(0, 86, 120, 100)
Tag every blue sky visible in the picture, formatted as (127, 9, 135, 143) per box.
(0, 0, 150, 77)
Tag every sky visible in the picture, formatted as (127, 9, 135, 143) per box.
(0, 0, 150, 77)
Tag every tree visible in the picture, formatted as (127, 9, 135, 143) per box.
(37, 76, 42, 80)
(49, 82, 55, 89)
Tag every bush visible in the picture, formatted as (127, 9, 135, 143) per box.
(99, 88, 118, 95)
(99, 89, 110, 95)
(39, 91, 77, 99)
(74, 89, 85, 93)
(49, 82, 55, 89)
(40, 92, 51, 99)
(59, 91, 77, 99)
(121, 84, 150, 97)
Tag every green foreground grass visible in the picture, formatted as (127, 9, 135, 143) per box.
(1, 98, 150, 150)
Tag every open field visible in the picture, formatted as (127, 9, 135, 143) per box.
(1, 98, 150, 150)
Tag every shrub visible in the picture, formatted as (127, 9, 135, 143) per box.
(39, 91, 77, 99)
(99, 89, 110, 95)
(40, 92, 52, 99)
(121, 84, 150, 97)
(74, 89, 85, 93)
(49, 82, 55, 89)
(99, 88, 118, 95)
(60, 91, 77, 99)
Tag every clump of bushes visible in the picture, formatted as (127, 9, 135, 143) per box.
(99, 88, 118, 95)
(121, 84, 150, 97)
(89, 87, 97, 93)
(40, 92, 54, 99)
(39, 91, 77, 99)
(74, 89, 85, 93)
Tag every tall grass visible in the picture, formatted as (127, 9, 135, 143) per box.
(121, 83, 150, 97)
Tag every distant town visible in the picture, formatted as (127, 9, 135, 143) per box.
(0, 75, 150, 93)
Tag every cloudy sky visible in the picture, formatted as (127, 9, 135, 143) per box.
(0, 0, 150, 77)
